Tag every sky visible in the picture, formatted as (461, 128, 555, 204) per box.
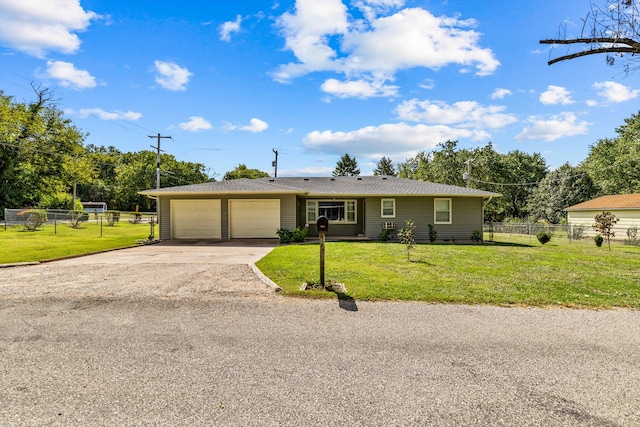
(1, 0, 640, 180)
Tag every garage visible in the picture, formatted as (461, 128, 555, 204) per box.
(170, 199, 221, 239)
(229, 199, 280, 238)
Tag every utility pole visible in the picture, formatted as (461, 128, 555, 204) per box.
(272, 148, 279, 177)
(464, 158, 475, 188)
(149, 133, 172, 191)
(148, 133, 172, 231)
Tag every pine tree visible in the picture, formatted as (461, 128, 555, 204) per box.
(333, 153, 360, 176)
(373, 156, 396, 176)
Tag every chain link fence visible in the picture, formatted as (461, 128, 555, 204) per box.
(484, 222, 639, 245)
(3, 208, 156, 229)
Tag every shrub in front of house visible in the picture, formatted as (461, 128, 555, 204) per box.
(277, 225, 308, 244)
(378, 228, 393, 242)
(427, 223, 437, 243)
(471, 230, 482, 243)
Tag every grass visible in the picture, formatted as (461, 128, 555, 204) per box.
(0, 220, 151, 264)
(256, 234, 640, 308)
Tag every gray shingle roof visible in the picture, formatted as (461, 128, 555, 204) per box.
(139, 176, 501, 197)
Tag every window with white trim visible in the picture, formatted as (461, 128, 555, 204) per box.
(306, 200, 357, 223)
(434, 198, 452, 224)
(381, 198, 395, 218)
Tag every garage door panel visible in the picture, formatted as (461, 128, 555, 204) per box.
(229, 200, 280, 238)
(171, 199, 221, 239)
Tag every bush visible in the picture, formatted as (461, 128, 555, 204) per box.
(105, 210, 120, 226)
(378, 228, 393, 242)
(471, 230, 482, 243)
(276, 228, 292, 244)
(291, 226, 308, 242)
(277, 226, 308, 244)
(17, 209, 48, 231)
(68, 210, 89, 229)
(594, 234, 604, 247)
(427, 223, 437, 243)
(536, 231, 551, 245)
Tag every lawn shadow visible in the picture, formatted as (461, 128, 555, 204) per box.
(333, 292, 358, 312)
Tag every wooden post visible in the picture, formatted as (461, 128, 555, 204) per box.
(319, 231, 325, 287)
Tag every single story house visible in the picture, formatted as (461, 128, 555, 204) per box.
(139, 176, 501, 242)
(565, 194, 640, 239)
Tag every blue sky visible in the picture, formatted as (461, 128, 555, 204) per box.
(1, 0, 639, 179)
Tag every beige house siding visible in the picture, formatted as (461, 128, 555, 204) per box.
(567, 210, 640, 239)
(158, 194, 295, 240)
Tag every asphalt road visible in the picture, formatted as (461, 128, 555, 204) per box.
(2, 295, 639, 426)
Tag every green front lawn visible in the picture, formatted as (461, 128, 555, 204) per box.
(0, 221, 151, 263)
(256, 235, 640, 308)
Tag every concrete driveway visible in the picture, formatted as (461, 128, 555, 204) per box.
(0, 240, 280, 300)
(52, 240, 279, 266)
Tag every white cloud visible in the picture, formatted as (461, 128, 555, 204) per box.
(396, 99, 517, 129)
(491, 88, 512, 99)
(586, 99, 598, 107)
(179, 116, 212, 131)
(515, 112, 590, 142)
(44, 61, 96, 90)
(303, 122, 489, 160)
(539, 85, 574, 105)
(419, 79, 435, 90)
(219, 14, 242, 42)
(153, 60, 192, 91)
(593, 81, 640, 103)
(225, 118, 269, 133)
(0, 0, 99, 57)
(71, 108, 142, 121)
(273, 2, 498, 98)
(321, 78, 398, 98)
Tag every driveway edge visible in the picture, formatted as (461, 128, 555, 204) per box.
(249, 263, 282, 292)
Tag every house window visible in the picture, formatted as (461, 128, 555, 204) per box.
(307, 200, 316, 223)
(434, 198, 452, 224)
(381, 198, 395, 218)
(306, 200, 357, 223)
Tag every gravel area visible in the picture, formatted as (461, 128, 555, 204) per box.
(1, 259, 640, 426)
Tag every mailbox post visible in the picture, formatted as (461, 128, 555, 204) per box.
(316, 215, 329, 287)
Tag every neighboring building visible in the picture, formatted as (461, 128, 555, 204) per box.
(139, 176, 500, 242)
(565, 194, 640, 239)
(81, 201, 107, 214)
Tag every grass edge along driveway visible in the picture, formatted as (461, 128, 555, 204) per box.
(256, 237, 640, 309)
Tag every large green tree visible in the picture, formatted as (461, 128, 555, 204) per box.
(0, 87, 92, 216)
(581, 111, 640, 195)
(223, 164, 270, 180)
(526, 163, 597, 223)
(333, 153, 360, 176)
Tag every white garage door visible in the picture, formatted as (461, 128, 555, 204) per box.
(229, 199, 280, 238)
(171, 199, 221, 239)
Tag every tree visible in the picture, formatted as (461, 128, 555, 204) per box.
(397, 219, 416, 261)
(373, 156, 396, 176)
(0, 87, 92, 216)
(593, 210, 618, 251)
(223, 164, 270, 180)
(540, 0, 640, 71)
(581, 111, 640, 195)
(526, 163, 597, 223)
(333, 153, 360, 176)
